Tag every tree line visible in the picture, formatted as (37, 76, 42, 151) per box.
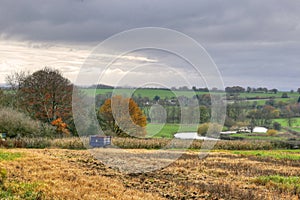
(1, 68, 300, 138)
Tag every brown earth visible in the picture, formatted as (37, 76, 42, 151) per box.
(1, 148, 299, 200)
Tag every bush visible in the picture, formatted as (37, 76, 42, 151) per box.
(273, 122, 281, 131)
(281, 92, 289, 98)
(267, 129, 277, 136)
(197, 123, 223, 137)
(0, 107, 56, 138)
(197, 123, 209, 136)
(39, 123, 56, 137)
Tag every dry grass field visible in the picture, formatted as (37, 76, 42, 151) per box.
(0, 148, 299, 200)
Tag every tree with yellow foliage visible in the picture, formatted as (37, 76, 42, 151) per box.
(98, 95, 147, 137)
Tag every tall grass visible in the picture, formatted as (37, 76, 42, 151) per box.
(0, 137, 85, 149)
(0, 137, 288, 150)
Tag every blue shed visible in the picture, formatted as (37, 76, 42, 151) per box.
(89, 135, 112, 148)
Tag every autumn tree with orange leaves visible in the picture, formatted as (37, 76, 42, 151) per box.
(6, 68, 78, 136)
(16, 68, 73, 123)
(98, 95, 147, 137)
(51, 118, 70, 136)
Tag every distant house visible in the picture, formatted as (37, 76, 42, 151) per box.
(236, 126, 268, 133)
(253, 127, 268, 133)
(237, 127, 251, 133)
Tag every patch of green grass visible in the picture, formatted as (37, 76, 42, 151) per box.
(231, 149, 300, 160)
(146, 123, 198, 138)
(274, 118, 300, 127)
(253, 175, 300, 194)
(237, 91, 299, 98)
(131, 89, 194, 99)
(83, 88, 182, 98)
(291, 127, 300, 132)
(0, 181, 43, 200)
(0, 151, 22, 161)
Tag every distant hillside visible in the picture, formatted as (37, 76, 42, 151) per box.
(0, 83, 9, 89)
(80, 84, 114, 89)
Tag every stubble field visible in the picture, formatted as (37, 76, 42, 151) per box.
(0, 148, 299, 200)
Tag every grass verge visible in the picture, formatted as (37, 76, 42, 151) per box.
(0, 137, 288, 150)
(253, 175, 300, 194)
(231, 149, 300, 160)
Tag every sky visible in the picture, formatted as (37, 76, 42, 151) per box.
(0, 0, 300, 90)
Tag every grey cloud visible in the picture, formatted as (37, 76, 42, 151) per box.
(1, 0, 298, 43)
(0, 0, 300, 90)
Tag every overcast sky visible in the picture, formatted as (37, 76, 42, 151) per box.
(1, 0, 300, 90)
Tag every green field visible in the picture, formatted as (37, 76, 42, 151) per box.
(291, 127, 300, 132)
(231, 149, 300, 160)
(146, 123, 198, 138)
(83, 88, 209, 98)
(82, 88, 299, 103)
(273, 118, 300, 127)
(238, 91, 300, 98)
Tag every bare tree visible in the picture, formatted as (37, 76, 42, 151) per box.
(6, 70, 29, 91)
(5, 70, 30, 108)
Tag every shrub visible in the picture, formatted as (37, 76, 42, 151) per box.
(267, 129, 277, 136)
(0, 107, 40, 137)
(0, 107, 56, 138)
(281, 92, 289, 98)
(197, 123, 209, 136)
(273, 122, 281, 131)
(39, 123, 56, 137)
(51, 118, 70, 136)
(197, 123, 223, 137)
